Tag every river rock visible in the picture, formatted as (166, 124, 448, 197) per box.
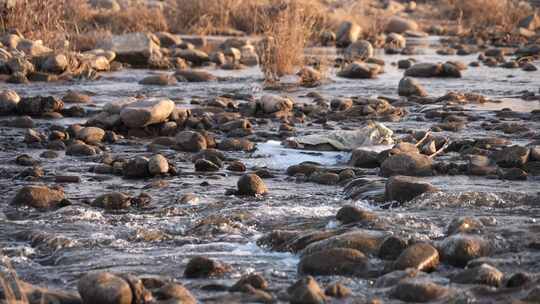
(217, 138, 254, 151)
(338, 62, 381, 79)
(175, 131, 207, 152)
(384, 175, 438, 203)
(325, 282, 351, 298)
(92, 192, 131, 210)
(17, 96, 64, 116)
(349, 149, 380, 168)
(390, 278, 448, 302)
(344, 40, 373, 62)
(386, 16, 419, 33)
(379, 236, 408, 260)
(381, 153, 433, 177)
(184, 256, 229, 278)
(309, 171, 340, 185)
(287, 276, 326, 304)
(153, 283, 197, 304)
(451, 263, 503, 287)
(78, 272, 133, 304)
(175, 69, 217, 82)
(63, 91, 92, 104)
(77, 126, 105, 144)
(387, 32, 406, 48)
(66, 142, 98, 156)
(42, 53, 68, 74)
(518, 13, 540, 31)
(336, 21, 361, 47)
(398, 77, 427, 97)
(490, 145, 530, 168)
(0, 89, 20, 114)
(120, 98, 174, 128)
(148, 154, 169, 175)
(174, 49, 209, 65)
(438, 234, 491, 267)
(405, 63, 442, 77)
(237, 174, 268, 196)
(336, 205, 377, 224)
(156, 32, 182, 47)
(101, 32, 161, 67)
(298, 247, 368, 276)
(393, 243, 439, 272)
(259, 95, 294, 114)
(230, 273, 268, 292)
(302, 230, 387, 256)
(446, 216, 484, 235)
(11, 185, 65, 210)
(139, 74, 177, 86)
(123, 157, 150, 179)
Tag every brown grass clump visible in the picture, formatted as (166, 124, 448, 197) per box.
(90, 7, 169, 34)
(440, 0, 531, 33)
(0, 0, 91, 49)
(256, 0, 316, 84)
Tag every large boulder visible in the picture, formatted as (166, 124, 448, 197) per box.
(78, 272, 133, 304)
(386, 16, 419, 33)
(385, 175, 438, 203)
(0, 89, 20, 114)
(11, 185, 65, 210)
(344, 40, 374, 62)
(101, 33, 161, 67)
(119, 98, 175, 128)
(336, 21, 362, 47)
(398, 77, 427, 97)
(381, 153, 433, 177)
(338, 62, 381, 79)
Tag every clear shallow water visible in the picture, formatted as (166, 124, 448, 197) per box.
(0, 36, 539, 302)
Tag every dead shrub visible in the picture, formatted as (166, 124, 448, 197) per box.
(0, 0, 91, 49)
(440, 0, 531, 32)
(70, 29, 112, 52)
(256, 0, 316, 84)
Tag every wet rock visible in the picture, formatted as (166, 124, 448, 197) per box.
(55, 175, 81, 183)
(324, 282, 351, 298)
(8, 115, 34, 128)
(405, 63, 442, 77)
(0, 89, 20, 114)
(344, 40, 373, 62)
(336, 205, 377, 224)
(531, 146, 540, 161)
(524, 287, 540, 302)
(499, 167, 528, 180)
(439, 234, 491, 267)
(218, 138, 255, 152)
(298, 247, 368, 276)
(451, 263, 503, 287)
(77, 126, 105, 144)
(384, 175, 438, 203)
(349, 149, 380, 168)
(259, 95, 294, 114)
(338, 61, 381, 79)
(66, 142, 98, 156)
(17, 96, 63, 116)
(379, 236, 408, 260)
(309, 171, 340, 185)
(123, 157, 150, 179)
(148, 154, 169, 176)
(175, 131, 207, 152)
(390, 278, 448, 302)
(381, 153, 433, 177)
(184, 256, 230, 278)
(336, 21, 361, 47)
(120, 98, 175, 128)
(387, 32, 406, 48)
(522, 63, 537, 71)
(227, 161, 246, 172)
(24, 128, 44, 143)
(491, 145, 530, 168)
(42, 53, 68, 74)
(386, 16, 419, 33)
(16, 154, 39, 166)
(78, 272, 133, 304)
(11, 185, 65, 210)
(230, 273, 268, 292)
(393, 243, 439, 272)
(237, 174, 268, 196)
(287, 276, 326, 304)
(174, 69, 217, 82)
(468, 155, 497, 176)
(139, 74, 177, 86)
(92, 192, 131, 210)
(195, 159, 220, 172)
(506, 272, 532, 288)
(101, 32, 161, 67)
(446, 217, 483, 235)
(303, 230, 387, 256)
(153, 283, 197, 304)
(175, 49, 209, 65)
(398, 77, 427, 97)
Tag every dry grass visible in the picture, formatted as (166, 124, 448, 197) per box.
(440, 0, 531, 33)
(256, 0, 316, 83)
(90, 7, 169, 34)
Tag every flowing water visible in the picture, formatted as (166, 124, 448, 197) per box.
(1, 36, 540, 302)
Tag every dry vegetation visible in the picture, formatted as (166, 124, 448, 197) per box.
(440, 0, 532, 33)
